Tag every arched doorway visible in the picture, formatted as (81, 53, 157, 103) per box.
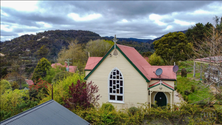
(155, 92, 167, 106)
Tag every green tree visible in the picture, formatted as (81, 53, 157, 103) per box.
(0, 68, 8, 79)
(57, 39, 87, 73)
(185, 22, 213, 50)
(148, 53, 165, 65)
(214, 16, 222, 33)
(43, 67, 63, 83)
(52, 71, 72, 83)
(11, 82, 19, 90)
(85, 39, 113, 57)
(36, 45, 49, 59)
(153, 32, 192, 64)
(32, 57, 51, 82)
(142, 51, 153, 57)
(0, 79, 11, 94)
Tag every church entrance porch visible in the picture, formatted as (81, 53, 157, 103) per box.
(155, 92, 167, 106)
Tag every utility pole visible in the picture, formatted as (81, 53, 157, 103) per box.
(65, 58, 72, 72)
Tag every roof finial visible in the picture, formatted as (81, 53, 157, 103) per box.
(113, 35, 118, 49)
(113, 35, 118, 56)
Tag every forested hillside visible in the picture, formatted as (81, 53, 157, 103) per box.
(0, 30, 101, 60)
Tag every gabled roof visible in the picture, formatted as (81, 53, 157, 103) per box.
(0, 100, 89, 125)
(85, 57, 102, 70)
(51, 63, 65, 68)
(117, 44, 152, 81)
(84, 44, 176, 82)
(68, 66, 77, 73)
(148, 80, 174, 91)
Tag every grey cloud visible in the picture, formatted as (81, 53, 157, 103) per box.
(1, 1, 222, 41)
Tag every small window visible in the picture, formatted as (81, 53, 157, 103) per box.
(109, 68, 124, 102)
(110, 95, 115, 100)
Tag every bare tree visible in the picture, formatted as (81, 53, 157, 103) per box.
(193, 16, 222, 91)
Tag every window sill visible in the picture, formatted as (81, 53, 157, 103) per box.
(109, 100, 124, 104)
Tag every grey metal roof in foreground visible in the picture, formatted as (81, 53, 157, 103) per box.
(0, 100, 90, 125)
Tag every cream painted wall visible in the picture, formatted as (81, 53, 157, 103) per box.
(86, 49, 148, 109)
(85, 71, 90, 76)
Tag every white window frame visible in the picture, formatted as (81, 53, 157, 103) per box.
(108, 68, 124, 103)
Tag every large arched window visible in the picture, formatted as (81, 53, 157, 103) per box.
(109, 68, 124, 102)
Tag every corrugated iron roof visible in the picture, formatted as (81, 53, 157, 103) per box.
(51, 63, 65, 68)
(0, 100, 89, 125)
(51, 63, 77, 73)
(117, 44, 152, 80)
(67, 66, 77, 73)
(147, 66, 176, 80)
(84, 44, 176, 81)
(25, 79, 34, 86)
(85, 57, 102, 70)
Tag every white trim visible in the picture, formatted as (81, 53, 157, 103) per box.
(108, 67, 124, 103)
(153, 92, 168, 105)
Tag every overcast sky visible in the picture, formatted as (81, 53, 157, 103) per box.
(1, 1, 222, 42)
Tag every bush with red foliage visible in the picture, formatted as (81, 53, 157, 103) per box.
(29, 78, 51, 95)
(63, 80, 101, 109)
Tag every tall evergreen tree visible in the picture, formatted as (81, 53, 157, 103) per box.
(32, 57, 51, 83)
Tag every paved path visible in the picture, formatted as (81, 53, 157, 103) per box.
(174, 90, 185, 106)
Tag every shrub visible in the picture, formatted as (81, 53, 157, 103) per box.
(191, 85, 196, 93)
(43, 67, 62, 83)
(181, 68, 187, 77)
(101, 103, 115, 112)
(11, 82, 19, 90)
(52, 71, 72, 83)
(128, 107, 140, 115)
(148, 53, 165, 65)
(184, 90, 191, 95)
(63, 80, 101, 110)
(39, 73, 84, 105)
(215, 93, 222, 100)
(29, 78, 51, 95)
(0, 79, 11, 94)
(174, 86, 177, 90)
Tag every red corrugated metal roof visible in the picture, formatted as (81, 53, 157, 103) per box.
(67, 66, 77, 73)
(146, 66, 176, 80)
(84, 44, 176, 80)
(117, 44, 152, 80)
(85, 57, 102, 70)
(51, 63, 65, 68)
(52, 63, 77, 73)
(25, 79, 34, 86)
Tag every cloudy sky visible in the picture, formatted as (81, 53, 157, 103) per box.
(1, 1, 222, 42)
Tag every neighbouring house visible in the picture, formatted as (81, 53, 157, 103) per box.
(84, 37, 176, 109)
(51, 62, 77, 73)
(51, 63, 65, 68)
(25, 79, 34, 86)
(0, 100, 89, 125)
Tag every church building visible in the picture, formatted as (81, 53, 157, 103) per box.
(84, 36, 177, 109)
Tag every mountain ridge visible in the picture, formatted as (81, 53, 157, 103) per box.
(0, 29, 187, 62)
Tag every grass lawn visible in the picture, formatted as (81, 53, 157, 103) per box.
(176, 60, 214, 104)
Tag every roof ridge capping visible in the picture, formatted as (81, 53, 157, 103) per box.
(0, 100, 54, 124)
